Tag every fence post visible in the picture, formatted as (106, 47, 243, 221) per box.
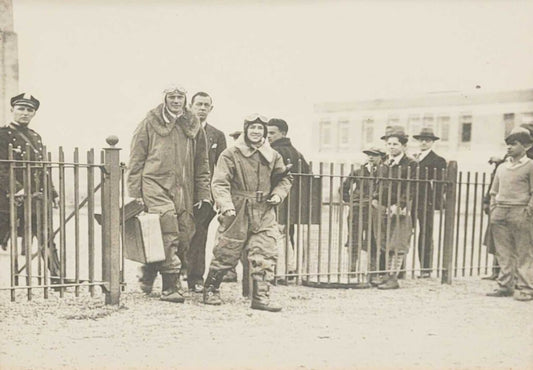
(441, 161, 458, 284)
(101, 136, 121, 304)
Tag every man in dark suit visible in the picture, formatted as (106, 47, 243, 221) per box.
(0, 93, 60, 277)
(267, 118, 309, 281)
(186, 92, 227, 292)
(412, 128, 447, 278)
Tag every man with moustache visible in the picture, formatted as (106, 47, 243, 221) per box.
(185, 92, 227, 293)
(127, 84, 211, 303)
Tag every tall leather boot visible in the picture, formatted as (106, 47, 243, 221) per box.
(138, 265, 157, 294)
(251, 280, 282, 312)
(160, 273, 185, 303)
(203, 269, 225, 305)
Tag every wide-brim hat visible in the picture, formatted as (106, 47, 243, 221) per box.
(380, 125, 408, 140)
(10, 93, 40, 110)
(505, 127, 533, 145)
(362, 146, 386, 157)
(413, 127, 440, 141)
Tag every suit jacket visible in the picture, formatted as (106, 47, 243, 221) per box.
(204, 123, 227, 178)
(416, 150, 447, 210)
(382, 154, 417, 208)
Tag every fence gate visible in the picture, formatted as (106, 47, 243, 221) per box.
(0, 136, 123, 304)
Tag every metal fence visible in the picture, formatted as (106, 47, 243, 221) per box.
(0, 137, 122, 304)
(274, 160, 497, 286)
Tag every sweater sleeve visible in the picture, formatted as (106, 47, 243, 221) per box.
(211, 150, 236, 214)
(489, 166, 501, 206)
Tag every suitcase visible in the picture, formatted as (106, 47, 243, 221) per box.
(123, 213, 166, 264)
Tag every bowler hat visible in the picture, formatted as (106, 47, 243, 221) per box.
(362, 146, 386, 157)
(380, 125, 407, 140)
(413, 127, 440, 141)
(10, 93, 40, 110)
(505, 127, 533, 145)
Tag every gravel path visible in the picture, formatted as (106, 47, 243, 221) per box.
(1, 277, 532, 370)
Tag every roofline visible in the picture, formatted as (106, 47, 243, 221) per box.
(314, 89, 533, 113)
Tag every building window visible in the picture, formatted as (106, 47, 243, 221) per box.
(319, 120, 332, 150)
(437, 116, 450, 142)
(407, 115, 421, 136)
(338, 119, 350, 149)
(460, 115, 472, 143)
(388, 115, 400, 126)
(504, 113, 515, 136)
(521, 112, 533, 124)
(362, 118, 374, 144)
(423, 114, 434, 129)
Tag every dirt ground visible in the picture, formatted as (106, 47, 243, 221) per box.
(1, 275, 532, 370)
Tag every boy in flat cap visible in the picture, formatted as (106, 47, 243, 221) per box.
(127, 84, 211, 303)
(203, 114, 292, 312)
(0, 93, 61, 277)
(487, 127, 533, 301)
(342, 146, 387, 287)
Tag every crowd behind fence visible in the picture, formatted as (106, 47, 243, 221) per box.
(1, 144, 496, 303)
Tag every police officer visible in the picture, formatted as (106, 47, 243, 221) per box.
(0, 93, 60, 276)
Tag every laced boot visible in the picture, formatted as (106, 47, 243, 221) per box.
(160, 273, 185, 303)
(203, 269, 224, 305)
(251, 280, 282, 312)
(138, 265, 157, 294)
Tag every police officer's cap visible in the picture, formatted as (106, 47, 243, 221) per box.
(10, 93, 40, 111)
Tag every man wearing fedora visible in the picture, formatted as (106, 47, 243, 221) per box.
(412, 127, 447, 278)
(0, 93, 61, 278)
(486, 127, 533, 301)
(342, 146, 387, 287)
(372, 126, 417, 289)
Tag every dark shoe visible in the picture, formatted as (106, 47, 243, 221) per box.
(513, 291, 533, 302)
(203, 269, 225, 305)
(203, 285, 222, 305)
(418, 272, 431, 279)
(251, 280, 282, 312)
(190, 280, 204, 294)
(369, 275, 387, 287)
(486, 288, 513, 297)
(377, 277, 400, 290)
(223, 268, 238, 283)
(160, 274, 185, 303)
(352, 282, 372, 289)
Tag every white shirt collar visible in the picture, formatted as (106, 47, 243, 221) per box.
(506, 154, 529, 168)
(162, 105, 182, 124)
(388, 153, 404, 166)
(417, 149, 431, 162)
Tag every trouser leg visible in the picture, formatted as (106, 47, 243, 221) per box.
(187, 210, 214, 286)
(491, 207, 515, 292)
(417, 208, 434, 273)
(510, 207, 533, 295)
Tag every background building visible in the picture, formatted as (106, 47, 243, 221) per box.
(313, 89, 533, 170)
(0, 0, 18, 124)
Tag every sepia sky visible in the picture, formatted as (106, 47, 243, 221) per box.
(12, 0, 533, 158)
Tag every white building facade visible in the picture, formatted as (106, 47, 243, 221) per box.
(313, 89, 533, 170)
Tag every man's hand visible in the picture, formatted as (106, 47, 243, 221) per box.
(266, 194, 282, 206)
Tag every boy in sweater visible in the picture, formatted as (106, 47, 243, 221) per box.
(487, 127, 533, 301)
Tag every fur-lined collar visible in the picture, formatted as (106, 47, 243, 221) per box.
(234, 135, 275, 163)
(145, 103, 200, 138)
